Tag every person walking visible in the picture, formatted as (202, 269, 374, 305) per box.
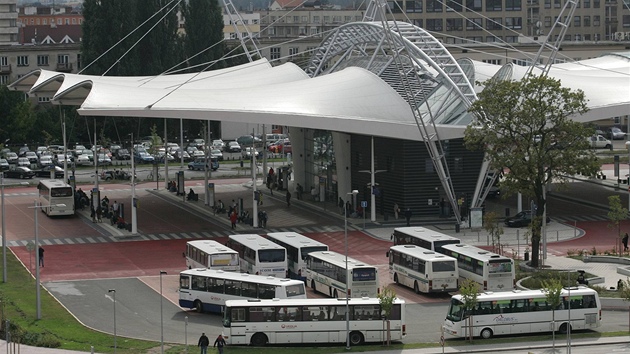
(338, 197, 344, 215)
(623, 233, 629, 252)
(286, 190, 291, 207)
(230, 211, 238, 230)
(213, 334, 227, 354)
(112, 200, 119, 218)
(197, 332, 210, 354)
(404, 208, 412, 226)
(393, 202, 400, 220)
(38, 246, 45, 267)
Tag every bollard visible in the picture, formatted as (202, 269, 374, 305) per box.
(91, 345, 94, 353)
(557, 231, 559, 241)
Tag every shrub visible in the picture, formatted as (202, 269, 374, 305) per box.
(591, 247, 598, 255)
(567, 249, 577, 257)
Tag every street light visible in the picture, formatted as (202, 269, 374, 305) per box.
(130, 133, 138, 235)
(344, 189, 358, 350)
(159, 270, 167, 354)
(30, 201, 66, 320)
(108, 289, 117, 354)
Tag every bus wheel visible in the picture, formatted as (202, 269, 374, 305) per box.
(559, 323, 571, 334)
(394, 273, 399, 284)
(251, 333, 268, 346)
(311, 280, 317, 293)
(414, 281, 420, 294)
(349, 331, 364, 345)
(480, 328, 493, 339)
(194, 300, 203, 313)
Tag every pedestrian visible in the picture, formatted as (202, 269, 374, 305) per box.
(213, 334, 227, 354)
(96, 206, 103, 223)
(623, 233, 629, 252)
(90, 205, 96, 223)
(112, 200, 119, 218)
(197, 332, 210, 354)
(404, 208, 412, 226)
(258, 191, 263, 206)
(338, 197, 344, 215)
(286, 190, 291, 207)
(296, 183, 303, 200)
(393, 202, 400, 220)
(38, 246, 44, 267)
(311, 186, 318, 201)
(345, 201, 352, 217)
(230, 210, 238, 230)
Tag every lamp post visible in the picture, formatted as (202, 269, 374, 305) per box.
(160, 270, 167, 354)
(130, 133, 137, 235)
(108, 289, 117, 354)
(345, 189, 358, 350)
(1, 172, 6, 283)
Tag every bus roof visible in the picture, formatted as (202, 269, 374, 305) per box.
(441, 243, 512, 262)
(180, 268, 303, 286)
(266, 232, 328, 248)
(393, 227, 460, 242)
(228, 234, 285, 251)
(308, 251, 375, 269)
(451, 286, 598, 302)
(389, 245, 457, 262)
(187, 240, 237, 254)
(225, 297, 405, 308)
(38, 179, 72, 188)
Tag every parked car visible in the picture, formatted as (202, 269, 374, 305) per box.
(224, 141, 241, 153)
(35, 165, 64, 178)
(134, 151, 155, 164)
(18, 145, 30, 157)
(4, 166, 36, 179)
(55, 153, 73, 167)
(242, 147, 259, 159)
(100, 170, 134, 181)
(4, 152, 18, 164)
(186, 146, 205, 158)
(97, 154, 112, 166)
(25, 151, 39, 164)
(82, 150, 94, 162)
(116, 148, 131, 160)
(587, 135, 612, 149)
(188, 157, 219, 171)
(73, 144, 87, 156)
(75, 154, 91, 166)
(109, 144, 122, 154)
(38, 155, 54, 167)
(609, 127, 627, 140)
(212, 139, 225, 150)
(268, 139, 292, 154)
(191, 138, 205, 150)
(35, 146, 48, 157)
(0, 159, 9, 171)
(505, 210, 551, 227)
(236, 135, 260, 147)
(172, 148, 191, 162)
(210, 149, 223, 161)
(17, 157, 30, 167)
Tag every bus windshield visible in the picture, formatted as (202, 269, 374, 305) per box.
(433, 260, 456, 272)
(50, 187, 73, 197)
(446, 298, 465, 322)
(258, 249, 286, 263)
(353, 268, 376, 281)
(285, 284, 306, 297)
(488, 260, 512, 273)
(300, 246, 328, 260)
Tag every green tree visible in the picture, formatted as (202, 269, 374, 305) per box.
(465, 75, 599, 268)
(483, 211, 504, 254)
(377, 286, 396, 346)
(542, 278, 563, 350)
(459, 278, 480, 342)
(181, 0, 226, 71)
(607, 195, 628, 256)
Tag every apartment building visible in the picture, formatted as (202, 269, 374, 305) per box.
(0, 0, 18, 45)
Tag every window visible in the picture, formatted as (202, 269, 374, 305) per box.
(583, 16, 591, 26)
(426, 0, 443, 12)
(448, 0, 463, 11)
(486, 35, 501, 42)
(506, 0, 522, 9)
(594, 15, 600, 26)
(406, 0, 423, 12)
(58, 55, 69, 64)
(426, 18, 443, 30)
(574, 16, 581, 27)
(57, 18, 62, 25)
(0, 75, 8, 85)
(313, 16, 320, 23)
(505, 17, 522, 29)
(446, 18, 463, 31)
(17, 56, 28, 67)
(72, 18, 77, 24)
(506, 35, 519, 42)
(584, 0, 590, 6)
(486, 0, 502, 10)
(270, 47, 281, 60)
(594, 0, 600, 7)
(466, 18, 483, 30)
(37, 55, 49, 66)
(38, 96, 51, 103)
(544, 0, 551, 8)
(575, 34, 582, 40)
(65, 18, 69, 25)
(466, 36, 483, 43)
(486, 17, 502, 30)
(0, 57, 7, 66)
(554, 0, 561, 7)
(289, 47, 299, 57)
(466, 0, 482, 10)
(323, 16, 330, 23)
(623, 15, 630, 28)
(344, 16, 351, 21)
(413, 19, 423, 27)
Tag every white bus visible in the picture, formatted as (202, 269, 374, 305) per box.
(184, 240, 240, 271)
(306, 251, 379, 298)
(222, 297, 406, 346)
(443, 287, 601, 339)
(388, 245, 458, 293)
(391, 227, 460, 254)
(265, 232, 328, 281)
(37, 179, 74, 216)
(441, 244, 515, 291)
(226, 234, 287, 278)
(178, 268, 306, 314)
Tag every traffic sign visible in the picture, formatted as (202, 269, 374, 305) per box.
(361, 201, 367, 208)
